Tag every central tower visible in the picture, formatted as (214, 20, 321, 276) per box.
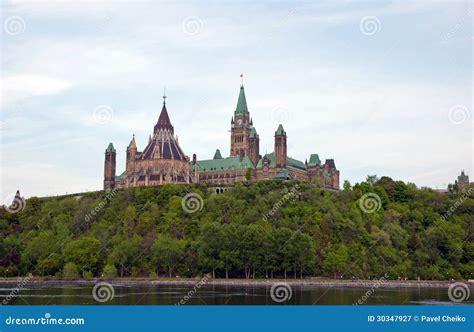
(230, 85, 252, 157)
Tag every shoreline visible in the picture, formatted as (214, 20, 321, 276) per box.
(0, 278, 468, 288)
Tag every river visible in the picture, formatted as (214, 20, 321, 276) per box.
(1, 282, 469, 305)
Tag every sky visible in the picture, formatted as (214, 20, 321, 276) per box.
(0, 0, 472, 200)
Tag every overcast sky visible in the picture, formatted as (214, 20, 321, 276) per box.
(1, 0, 472, 200)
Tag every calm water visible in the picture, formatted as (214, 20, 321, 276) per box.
(1, 283, 469, 305)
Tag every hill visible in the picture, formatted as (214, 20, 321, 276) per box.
(1, 178, 472, 280)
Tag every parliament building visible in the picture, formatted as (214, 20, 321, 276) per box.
(104, 84, 339, 190)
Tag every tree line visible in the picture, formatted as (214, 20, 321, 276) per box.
(0, 176, 472, 280)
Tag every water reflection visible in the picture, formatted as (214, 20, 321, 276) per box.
(0, 283, 469, 305)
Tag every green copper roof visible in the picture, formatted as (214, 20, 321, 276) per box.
(458, 171, 469, 182)
(256, 152, 305, 170)
(249, 127, 258, 138)
(235, 85, 249, 115)
(308, 154, 321, 166)
(191, 155, 254, 172)
(213, 149, 223, 159)
(287, 156, 305, 170)
(106, 142, 116, 152)
(115, 171, 126, 180)
(275, 124, 286, 136)
(273, 169, 293, 180)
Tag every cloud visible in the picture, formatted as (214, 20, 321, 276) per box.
(1, 74, 73, 106)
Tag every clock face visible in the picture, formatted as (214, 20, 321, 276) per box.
(237, 119, 243, 126)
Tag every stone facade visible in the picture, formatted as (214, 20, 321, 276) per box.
(104, 101, 190, 190)
(104, 85, 340, 190)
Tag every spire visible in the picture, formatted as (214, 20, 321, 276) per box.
(128, 134, 137, 149)
(275, 124, 286, 136)
(106, 142, 116, 153)
(235, 85, 249, 115)
(213, 149, 223, 159)
(163, 86, 167, 105)
(154, 101, 174, 133)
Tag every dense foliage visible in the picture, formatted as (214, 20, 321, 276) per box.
(1, 177, 472, 280)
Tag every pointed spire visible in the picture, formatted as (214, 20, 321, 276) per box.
(128, 134, 137, 149)
(250, 117, 253, 125)
(235, 85, 249, 115)
(106, 142, 116, 153)
(154, 100, 174, 134)
(213, 149, 223, 159)
(275, 124, 286, 136)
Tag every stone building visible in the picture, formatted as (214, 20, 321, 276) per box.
(104, 84, 339, 190)
(104, 99, 190, 190)
(455, 170, 470, 191)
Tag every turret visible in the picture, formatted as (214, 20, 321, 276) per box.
(104, 143, 116, 190)
(126, 134, 137, 173)
(248, 127, 260, 166)
(274, 124, 287, 168)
